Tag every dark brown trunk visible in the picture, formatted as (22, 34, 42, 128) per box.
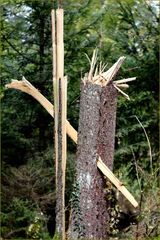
(97, 83, 118, 170)
(69, 81, 117, 239)
(55, 78, 63, 236)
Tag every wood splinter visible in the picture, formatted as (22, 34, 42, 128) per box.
(5, 79, 78, 144)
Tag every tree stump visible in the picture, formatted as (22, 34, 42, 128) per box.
(68, 79, 117, 239)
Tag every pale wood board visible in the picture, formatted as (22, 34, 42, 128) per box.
(51, 9, 58, 188)
(114, 77, 136, 84)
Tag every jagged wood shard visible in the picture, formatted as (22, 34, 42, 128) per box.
(6, 79, 54, 117)
(115, 83, 129, 88)
(113, 84, 130, 100)
(114, 77, 136, 84)
(93, 56, 125, 85)
(5, 79, 78, 143)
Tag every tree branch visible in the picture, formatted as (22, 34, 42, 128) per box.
(4, 227, 27, 238)
(5, 79, 78, 143)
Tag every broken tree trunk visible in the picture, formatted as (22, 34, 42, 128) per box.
(52, 8, 66, 239)
(68, 78, 118, 239)
(67, 52, 138, 239)
(55, 76, 67, 239)
(5, 77, 138, 209)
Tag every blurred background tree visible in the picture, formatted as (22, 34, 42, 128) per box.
(1, 0, 159, 239)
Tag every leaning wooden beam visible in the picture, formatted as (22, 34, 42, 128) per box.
(97, 157, 138, 208)
(5, 79, 78, 143)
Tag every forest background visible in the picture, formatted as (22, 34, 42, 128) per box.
(1, 0, 159, 239)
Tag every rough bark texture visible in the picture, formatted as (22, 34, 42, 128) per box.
(97, 83, 118, 170)
(55, 78, 65, 238)
(69, 81, 118, 239)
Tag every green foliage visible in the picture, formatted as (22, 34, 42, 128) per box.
(149, 237, 160, 240)
(108, 159, 160, 239)
(1, 197, 35, 238)
(1, 146, 55, 239)
(70, 181, 85, 237)
(27, 212, 51, 239)
(1, 197, 51, 239)
(52, 232, 61, 240)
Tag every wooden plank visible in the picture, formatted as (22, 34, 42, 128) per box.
(115, 83, 129, 88)
(56, 9, 64, 78)
(51, 9, 58, 189)
(97, 157, 139, 208)
(66, 121, 77, 143)
(113, 77, 136, 84)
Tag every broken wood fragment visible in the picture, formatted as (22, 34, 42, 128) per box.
(115, 83, 129, 88)
(93, 56, 125, 86)
(114, 77, 136, 84)
(113, 84, 130, 100)
(5, 79, 78, 143)
(5, 79, 54, 117)
(52, 9, 58, 188)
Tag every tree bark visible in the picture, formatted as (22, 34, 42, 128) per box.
(68, 81, 117, 239)
(55, 78, 66, 239)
